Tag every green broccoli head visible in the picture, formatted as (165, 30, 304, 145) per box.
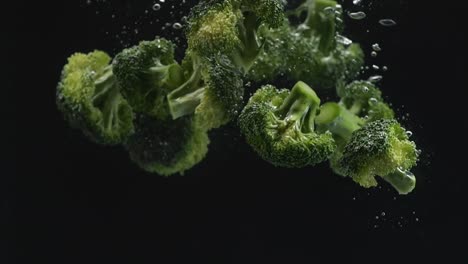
(337, 119, 419, 193)
(113, 38, 183, 117)
(248, 0, 364, 90)
(338, 80, 395, 122)
(296, 0, 341, 52)
(186, 0, 241, 57)
(125, 113, 209, 176)
(57, 51, 134, 145)
(167, 52, 244, 130)
(239, 82, 336, 168)
(187, 0, 285, 73)
(238, 0, 285, 29)
(195, 54, 244, 129)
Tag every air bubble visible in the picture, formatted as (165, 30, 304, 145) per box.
(379, 19, 397, 27)
(369, 98, 378, 105)
(372, 43, 382, 51)
(173, 23, 182, 29)
(368, 75, 383, 82)
(153, 4, 161, 11)
(336, 35, 353, 45)
(371, 51, 377, 57)
(348, 11, 366, 20)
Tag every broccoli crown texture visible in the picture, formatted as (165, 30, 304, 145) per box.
(337, 119, 419, 189)
(338, 80, 394, 122)
(239, 82, 336, 168)
(125, 113, 209, 176)
(57, 51, 134, 145)
(113, 38, 183, 117)
(187, 0, 285, 73)
(167, 52, 244, 130)
(248, 0, 364, 89)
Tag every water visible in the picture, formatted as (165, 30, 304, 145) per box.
(13, 1, 454, 261)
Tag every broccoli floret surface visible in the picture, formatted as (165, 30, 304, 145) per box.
(239, 82, 336, 168)
(57, 51, 134, 145)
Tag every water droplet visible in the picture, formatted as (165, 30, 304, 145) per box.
(353, 0, 362, 5)
(415, 218, 419, 222)
(372, 43, 382, 51)
(348, 11, 366, 20)
(372, 65, 380, 70)
(336, 35, 353, 45)
(381, 212, 386, 217)
(172, 22, 182, 29)
(382, 66, 388, 71)
(371, 51, 378, 57)
(379, 19, 397, 27)
(159, 0, 165, 3)
(153, 4, 161, 11)
(368, 75, 383, 82)
(323, 7, 335, 16)
(369, 97, 378, 105)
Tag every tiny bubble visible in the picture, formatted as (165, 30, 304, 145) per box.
(153, 4, 161, 11)
(173, 22, 183, 29)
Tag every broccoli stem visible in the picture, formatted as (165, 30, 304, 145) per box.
(148, 62, 183, 90)
(89, 66, 123, 132)
(234, 11, 262, 73)
(300, 0, 337, 53)
(92, 66, 119, 108)
(275, 81, 320, 132)
(349, 101, 363, 115)
(167, 56, 204, 119)
(382, 168, 416, 195)
(315, 102, 363, 142)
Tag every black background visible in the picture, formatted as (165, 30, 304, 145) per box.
(5, 0, 467, 263)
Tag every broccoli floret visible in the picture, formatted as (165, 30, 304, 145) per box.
(338, 81, 394, 122)
(186, 0, 285, 73)
(316, 103, 419, 194)
(186, 0, 241, 57)
(113, 38, 184, 117)
(167, 52, 244, 130)
(125, 113, 209, 176)
(239, 81, 336, 168)
(338, 119, 419, 192)
(56, 51, 134, 145)
(249, 0, 364, 89)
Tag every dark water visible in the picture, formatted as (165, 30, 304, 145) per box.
(5, 0, 466, 263)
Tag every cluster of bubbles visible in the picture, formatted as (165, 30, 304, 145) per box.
(84, 0, 190, 52)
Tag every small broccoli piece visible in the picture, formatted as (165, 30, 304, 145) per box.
(56, 51, 134, 145)
(337, 81, 394, 122)
(125, 113, 209, 176)
(316, 104, 418, 194)
(249, 0, 364, 89)
(113, 38, 184, 117)
(338, 119, 419, 192)
(239, 81, 336, 168)
(186, 0, 241, 57)
(167, 52, 244, 130)
(186, 0, 285, 73)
